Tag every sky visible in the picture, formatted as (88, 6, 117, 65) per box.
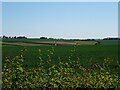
(2, 2, 118, 39)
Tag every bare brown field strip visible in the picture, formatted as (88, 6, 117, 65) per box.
(2, 41, 80, 46)
(29, 41, 80, 45)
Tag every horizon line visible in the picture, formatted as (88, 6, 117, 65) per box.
(1, 35, 119, 39)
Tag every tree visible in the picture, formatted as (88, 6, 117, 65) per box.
(3, 35, 8, 39)
(40, 37, 47, 39)
(14, 36, 17, 39)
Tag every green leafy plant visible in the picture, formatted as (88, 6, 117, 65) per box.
(2, 47, 120, 89)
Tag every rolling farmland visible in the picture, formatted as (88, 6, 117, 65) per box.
(2, 39, 120, 89)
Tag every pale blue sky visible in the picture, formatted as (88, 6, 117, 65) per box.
(2, 2, 118, 39)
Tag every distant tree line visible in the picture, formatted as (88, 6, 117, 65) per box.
(1, 35, 120, 41)
(2, 35, 27, 39)
(40, 37, 47, 39)
(70, 39, 95, 41)
(103, 38, 120, 40)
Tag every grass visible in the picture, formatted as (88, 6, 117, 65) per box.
(2, 39, 75, 42)
(75, 41, 97, 45)
(98, 40, 119, 45)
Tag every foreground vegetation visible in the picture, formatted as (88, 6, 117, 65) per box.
(2, 46, 120, 89)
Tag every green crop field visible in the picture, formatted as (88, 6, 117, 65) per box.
(2, 38, 75, 43)
(98, 40, 119, 45)
(2, 39, 120, 89)
(2, 39, 119, 71)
